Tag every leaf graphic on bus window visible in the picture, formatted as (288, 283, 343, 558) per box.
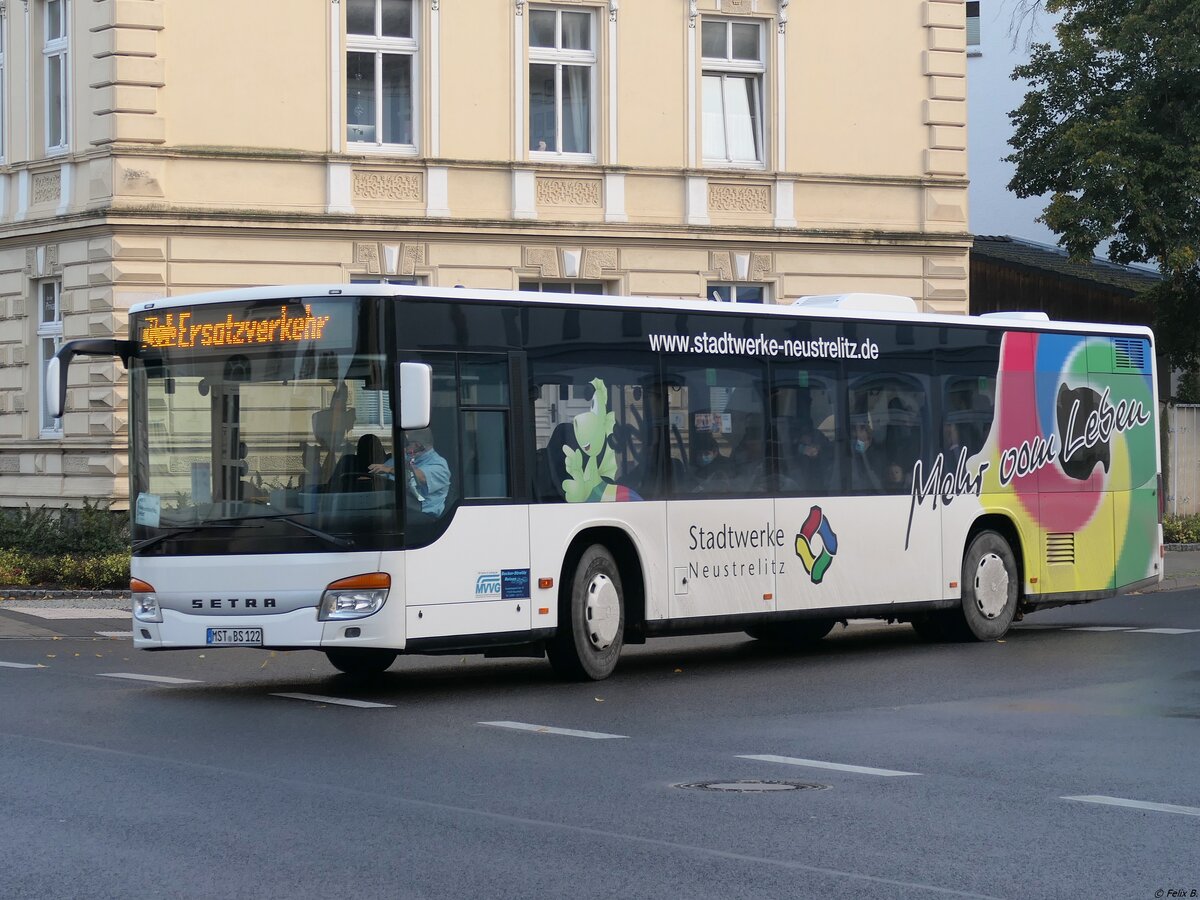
(562, 378, 618, 503)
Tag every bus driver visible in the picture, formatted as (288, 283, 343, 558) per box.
(369, 427, 451, 518)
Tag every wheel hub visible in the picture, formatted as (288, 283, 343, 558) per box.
(585, 573, 620, 650)
(974, 552, 1010, 619)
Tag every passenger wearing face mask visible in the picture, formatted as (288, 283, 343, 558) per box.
(691, 431, 732, 489)
(849, 420, 885, 491)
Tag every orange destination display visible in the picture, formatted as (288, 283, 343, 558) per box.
(139, 304, 333, 351)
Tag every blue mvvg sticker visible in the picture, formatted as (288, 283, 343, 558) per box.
(475, 573, 502, 597)
(501, 569, 531, 600)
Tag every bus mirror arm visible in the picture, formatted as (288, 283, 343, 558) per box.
(46, 339, 136, 419)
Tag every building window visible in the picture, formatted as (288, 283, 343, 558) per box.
(44, 0, 69, 153)
(707, 283, 766, 304)
(519, 281, 605, 295)
(38, 281, 63, 434)
(0, 15, 7, 159)
(966, 1, 981, 53)
(528, 6, 596, 159)
(701, 19, 764, 166)
(346, 0, 417, 150)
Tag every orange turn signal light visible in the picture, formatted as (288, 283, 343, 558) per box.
(131, 578, 155, 593)
(538, 607, 550, 615)
(538, 577, 554, 590)
(326, 572, 391, 591)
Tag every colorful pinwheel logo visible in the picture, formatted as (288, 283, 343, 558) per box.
(795, 506, 838, 584)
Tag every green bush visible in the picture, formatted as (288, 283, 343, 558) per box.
(1163, 514, 1200, 545)
(0, 501, 130, 589)
(0, 500, 129, 556)
(0, 550, 129, 590)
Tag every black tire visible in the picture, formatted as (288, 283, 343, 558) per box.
(909, 614, 948, 642)
(547, 545, 625, 681)
(943, 530, 1020, 641)
(745, 618, 837, 645)
(325, 648, 397, 677)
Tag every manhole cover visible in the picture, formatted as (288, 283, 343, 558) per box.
(675, 780, 829, 793)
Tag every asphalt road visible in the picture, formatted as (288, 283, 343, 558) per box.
(1, 589, 1198, 900)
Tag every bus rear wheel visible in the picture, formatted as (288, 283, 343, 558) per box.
(943, 530, 1019, 641)
(325, 648, 397, 677)
(745, 619, 836, 645)
(547, 544, 625, 681)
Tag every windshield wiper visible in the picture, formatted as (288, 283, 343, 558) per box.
(262, 514, 355, 549)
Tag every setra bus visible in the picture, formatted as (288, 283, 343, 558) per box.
(47, 285, 1163, 679)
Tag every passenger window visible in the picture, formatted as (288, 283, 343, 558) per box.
(663, 360, 769, 497)
(847, 374, 930, 494)
(459, 355, 511, 500)
(770, 368, 841, 494)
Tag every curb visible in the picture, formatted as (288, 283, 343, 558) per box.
(0, 589, 127, 602)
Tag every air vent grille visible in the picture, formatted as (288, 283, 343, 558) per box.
(1046, 532, 1076, 565)
(1114, 339, 1146, 371)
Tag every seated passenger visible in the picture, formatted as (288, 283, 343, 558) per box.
(850, 421, 885, 491)
(691, 432, 733, 489)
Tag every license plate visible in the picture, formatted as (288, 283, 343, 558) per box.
(206, 628, 263, 646)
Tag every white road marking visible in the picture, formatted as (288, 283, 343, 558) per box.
(96, 631, 132, 639)
(1129, 628, 1199, 635)
(480, 721, 629, 740)
(272, 692, 395, 709)
(1063, 795, 1200, 817)
(6, 607, 128, 620)
(99, 672, 201, 685)
(738, 754, 919, 777)
(1068, 626, 1136, 632)
(0, 661, 43, 669)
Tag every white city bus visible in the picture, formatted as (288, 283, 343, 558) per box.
(48, 285, 1163, 679)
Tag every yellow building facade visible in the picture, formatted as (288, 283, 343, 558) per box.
(0, 0, 970, 507)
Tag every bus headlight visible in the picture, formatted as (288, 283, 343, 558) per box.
(131, 578, 162, 623)
(318, 573, 390, 621)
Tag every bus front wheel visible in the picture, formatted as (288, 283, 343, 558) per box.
(325, 648, 397, 677)
(547, 545, 625, 681)
(946, 530, 1019, 641)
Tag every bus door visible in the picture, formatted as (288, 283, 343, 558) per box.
(663, 358, 777, 620)
(400, 351, 533, 641)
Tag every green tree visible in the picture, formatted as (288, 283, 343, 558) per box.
(1005, 0, 1200, 367)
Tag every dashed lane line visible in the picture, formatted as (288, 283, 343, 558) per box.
(480, 721, 629, 740)
(99, 672, 202, 685)
(1063, 795, 1200, 818)
(738, 754, 920, 777)
(1068, 626, 1137, 632)
(95, 631, 132, 638)
(1128, 627, 1199, 635)
(272, 693, 395, 709)
(0, 661, 43, 669)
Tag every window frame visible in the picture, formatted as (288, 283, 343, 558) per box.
(37, 280, 64, 436)
(345, 0, 419, 155)
(527, 5, 598, 163)
(706, 283, 768, 304)
(43, 0, 69, 155)
(0, 14, 7, 161)
(518, 280, 606, 296)
(700, 17, 766, 169)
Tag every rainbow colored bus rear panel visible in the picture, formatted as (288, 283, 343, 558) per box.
(979, 331, 1159, 597)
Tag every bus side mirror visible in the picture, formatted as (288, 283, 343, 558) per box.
(399, 362, 432, 430)
(45, 356, 64, 419)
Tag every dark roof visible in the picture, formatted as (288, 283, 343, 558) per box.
(971, 235, 1161, 295)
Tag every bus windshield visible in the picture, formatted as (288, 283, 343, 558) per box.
(129, 296, 399, 555)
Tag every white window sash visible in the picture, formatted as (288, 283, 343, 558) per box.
(37, 282, 63, 434)
(528, 7, 597, 161)
(346, 2, 418, 151)
(44, 8, 69, 154)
